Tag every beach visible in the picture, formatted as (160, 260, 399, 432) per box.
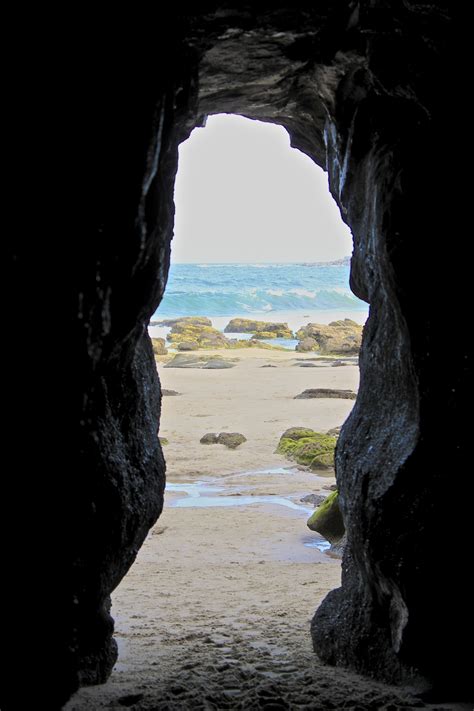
(65, 344, 441, 709)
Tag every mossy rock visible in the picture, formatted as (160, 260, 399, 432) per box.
(276, 428, 337, 470)
(159, 437, 169, 446)
(307, 491, 345, 544)
(226, 339, 286, 351)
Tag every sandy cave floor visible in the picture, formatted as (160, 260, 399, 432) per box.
(65, 350, 470, 710)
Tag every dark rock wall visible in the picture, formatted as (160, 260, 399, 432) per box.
(3, 4, 469, 709)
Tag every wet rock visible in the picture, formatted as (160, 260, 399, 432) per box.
(292, 361, 318, 367)
(326, 426, 341, 438)
(200, 433, 219, 445)
(151, 337, 168, 355)
(217, 432, 247, 449)
(224, 318, 293, 338)
(202, 359, 236, 369)
(161, 389, 181, 396)
(295, 389, 357, 400)
(301, 493, 326, 507)
(276, 428, 337, 470)
(307, 491, 345, 544)
(261, 364, 277, 368)
(295, 320, 363, 355)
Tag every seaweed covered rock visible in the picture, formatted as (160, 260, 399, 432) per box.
(224, 318, 293, 338)
(151, 337, 168, 356)
(307, 491, 345, 545)
(276, 428, 337, 470)
(295, 319, 363, 355)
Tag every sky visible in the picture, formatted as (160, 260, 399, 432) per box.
(171, 114, 353, 264)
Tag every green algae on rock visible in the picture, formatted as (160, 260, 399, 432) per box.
(307, 490, 345, 545)
(276, 428, 337, 470)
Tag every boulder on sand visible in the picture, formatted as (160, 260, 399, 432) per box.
(306, 490, 345, 545)
(276, 427, 337, 470)
(164, 354, 238, 369)
(200, 433, 219, 444)
(152, 316, 212, 328)
(295, 319, 363, 355)
(167, 320, 229, 349)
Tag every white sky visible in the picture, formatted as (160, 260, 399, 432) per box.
(172, 114, 353, 264)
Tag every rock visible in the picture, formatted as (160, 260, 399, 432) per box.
(307, 491, 345, 545)
(224, 318, 293, 338)
(153, 316, 212, 328)
(323, 484, 338, 492)
(295, 319, 363, 355)
(293, 362, 318, 367)
(276, 428, 337, 470)
(164, 354, 238, 369)
(167, 321, 229, 349)
(200, 432, 246, 448)
(295, 389, 357, 400)
(261, 364, 277, 368)
(200, 433, 219, 444)
(301, 493, 326, 507)
(326, 426, 341, 437)
(177, 340, 200, 351)
(161, 389, 180, 396)
(295, 337, 319, 352)
(217, 432, 247, 449)
(151, 337, 168, 355)
(202, 359, 236, 369)
(159, 437, 169, 446)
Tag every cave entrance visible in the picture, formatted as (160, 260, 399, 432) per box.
(110, 114, 368, 691)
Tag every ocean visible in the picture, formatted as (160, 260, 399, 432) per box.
(149, 261, 368, 348)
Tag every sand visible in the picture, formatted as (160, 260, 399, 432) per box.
(65, 349, 452, 710)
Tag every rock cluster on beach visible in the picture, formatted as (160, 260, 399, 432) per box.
(295, 319, 362, 354)
(164, 354, 238, 369)
(156, 317, 288, 351)
(151, 337, 168, 355)
(276, 427, 337, 470)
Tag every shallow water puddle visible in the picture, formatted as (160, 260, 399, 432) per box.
(166, 480, 330, 552)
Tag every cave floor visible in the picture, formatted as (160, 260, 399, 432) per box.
(64, 483, 468, 711)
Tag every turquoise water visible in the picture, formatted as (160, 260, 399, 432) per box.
(154, 261, 367, 318)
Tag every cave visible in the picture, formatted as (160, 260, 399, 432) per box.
(3, 3, 470, 710)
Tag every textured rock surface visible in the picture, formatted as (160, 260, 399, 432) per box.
(5, 3, 469, 708)
(151, 337, 168, 355)
(296, 320, 363, 354)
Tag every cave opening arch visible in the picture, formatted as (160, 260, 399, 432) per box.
(5, 6, 467, 710)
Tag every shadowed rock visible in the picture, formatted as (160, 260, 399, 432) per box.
(307, 491, 345, 544)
